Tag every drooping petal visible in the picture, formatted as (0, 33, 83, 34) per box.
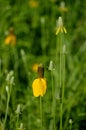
(32, 78, 47, 97)
(56, 27, 61, 35)
(63, 27, 67, 33)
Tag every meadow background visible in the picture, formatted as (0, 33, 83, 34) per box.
(0, 0, 86, 130)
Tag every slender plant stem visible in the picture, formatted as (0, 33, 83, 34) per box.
(59, 33, 62, 130)
(61, 46, 66, 130)
(51, 70, 56, 130)
(53, 98, 56, 130)
(51, 70, 54, 100)
(70, 124, 72, 130)
(3, 94, 10, 130)
(62, 49, 65, 106)
(40, 96, 43, 130)
(16, 114, 19, 130)
(0, 59, 1, 85)
(3, 83, 12, 130)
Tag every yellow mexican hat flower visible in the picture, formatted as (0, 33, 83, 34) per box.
(5, 27, 16, 45)
(32, 78, 47, 97)
(5, 34, 16, 45)
(32, 63, 39, 72)
(56, 16, 67, 35)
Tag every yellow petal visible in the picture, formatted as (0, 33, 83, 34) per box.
(5, 36, 11, 45)
(32, 78, 47, 97)
(63, 27, 67, 33)
(5, 35, 16, 45)
(56, 27, 61, 35)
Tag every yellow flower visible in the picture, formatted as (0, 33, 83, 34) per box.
(5, 34, 16, 45)
(5, 27, 16, 45)
(32, 63, 39, 72)
(32, 78, 47, 97)
(29, 0, 39, 8)
(56, 16, 67, 35)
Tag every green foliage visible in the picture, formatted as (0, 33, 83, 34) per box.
(0, 0, 86, 130)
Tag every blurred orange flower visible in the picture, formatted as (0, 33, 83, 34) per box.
(32, 78, 47, 97)
(5, 34, 16, 45)
(32, 63, 39, 72)
(29, 0, 39, 8)
(5, 27, 16, 45)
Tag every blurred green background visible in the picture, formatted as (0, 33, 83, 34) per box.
(0, 0, 86, 130)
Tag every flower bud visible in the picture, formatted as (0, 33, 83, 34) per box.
(15, 104, 21, 114)
(6, 86, 9, 93)
(58, 16, 63, 27)
(48, 61, 54, 71)
(69, 119, 73, 124)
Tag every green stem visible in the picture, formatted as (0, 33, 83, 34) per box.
(53, 98, 56, 130)
(16, 114, 19, 130)
(61, 49, 66, 130)
(51, 70, 54, 99)
(51, 70, 56, 130)
(0, 59, 1, 85)
(60, 43, 66, 130)
(70, 124, 72, 130)
(62, 49, 65, 106)
(40, 96, 43, 130)
(59, 34, 63, 130)
(3, 83, 12, 130)
(3, 94, 10, 130)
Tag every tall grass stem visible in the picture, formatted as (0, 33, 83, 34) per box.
(40, 96, 43, 130)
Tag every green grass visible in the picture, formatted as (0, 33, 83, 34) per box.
(0, 0, 86, 130)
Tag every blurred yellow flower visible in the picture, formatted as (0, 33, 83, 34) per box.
(32, 78, 47, 97)
(32, 63, 39, 72)
(29, 0, 39, 8)
(56, 16, 67, 35)
(5, 34, 16, 45)
(5, 27, 16, 45)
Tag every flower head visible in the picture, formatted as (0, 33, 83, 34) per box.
(18, 123, 25, 130)
(32, 78, 47, 97)
(56, 16, 67, 35)
(15, 104, 21, 115)
(32, 63, 39, 72)
(32, 63, 47, 97)
(5, 27, 16, 45)
(69, 119, 73, 124)
(48, 61, 55, 71)
(6, 70, 15, 85)
(6, 86, 9, 93)
(58, 1, 68, 12)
